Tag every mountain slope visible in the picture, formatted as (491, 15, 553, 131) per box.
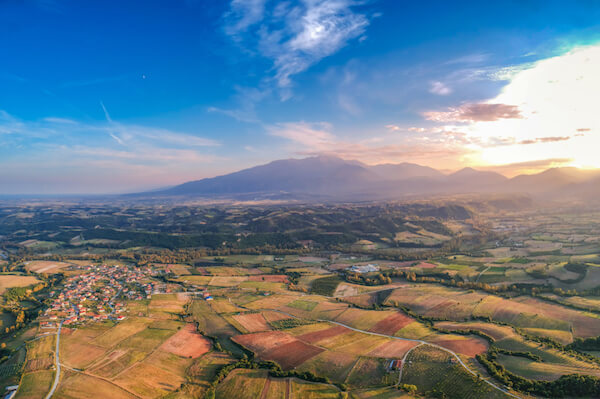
(137, 156, 600, 201)
(161, 156, 379, 196)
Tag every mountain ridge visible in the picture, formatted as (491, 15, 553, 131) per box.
(132, 156, 600, 201)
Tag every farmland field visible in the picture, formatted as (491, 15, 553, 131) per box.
(0, 275, 40, 294)
(6, 202, 600, 398)
(15, 370, 55, 399)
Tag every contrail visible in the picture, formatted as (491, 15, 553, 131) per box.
(100, 101, 124, 145)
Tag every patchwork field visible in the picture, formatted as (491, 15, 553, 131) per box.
(384, 283, 600, 341)
(41, 292, 203, 399)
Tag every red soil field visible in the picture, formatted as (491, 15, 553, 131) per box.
(416, 262, 437, 269)
(233, 331, 297, 353)
(248, 275, 289, 283)
(234, 331, 323, 369)
(368, 312, 414, 335)
(367, 340, 420, 358)
(263, 340, 324, 369)
(159, 324, 211, 358)
(432, 337, 488, 357)
(297, 325, 349, 344)
(233, 313, 272, 332)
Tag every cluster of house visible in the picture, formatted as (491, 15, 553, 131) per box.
(41, 264, 164, 326)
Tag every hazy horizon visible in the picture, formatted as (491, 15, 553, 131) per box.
(1, 1, 599, 194)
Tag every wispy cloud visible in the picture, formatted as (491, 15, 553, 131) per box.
(223, 0, 373, 99)
(224, 0, 267, 38)
(424, 103, 523, 123)
(518, 136, 571, 145)
(42, 117, 77, 124)
(0, 110, 219, 150)
(0, 111, 224, 193)
(268, 121, 335, 149)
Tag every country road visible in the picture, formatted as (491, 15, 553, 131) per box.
(397, 343, 422, 384)
(44, 320, 63, 399)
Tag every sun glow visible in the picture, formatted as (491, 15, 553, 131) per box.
(464, 44, 600, 168)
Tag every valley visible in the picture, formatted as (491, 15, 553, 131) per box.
(0, 199, 599, 397)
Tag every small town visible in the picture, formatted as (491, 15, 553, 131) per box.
(40, 264, 169, 327)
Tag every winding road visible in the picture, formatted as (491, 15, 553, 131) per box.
(44, 320, 63, 399)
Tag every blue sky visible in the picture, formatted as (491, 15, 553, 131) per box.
(1, 0, 599, 193)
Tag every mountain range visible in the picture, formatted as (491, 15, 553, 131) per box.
(136, 156, 600, 201)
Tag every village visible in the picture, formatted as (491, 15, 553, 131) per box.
(40, 263, 170, 328)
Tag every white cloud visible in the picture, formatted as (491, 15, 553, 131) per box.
(224, 0, 372, 99)
(429, 80, 452, 95)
